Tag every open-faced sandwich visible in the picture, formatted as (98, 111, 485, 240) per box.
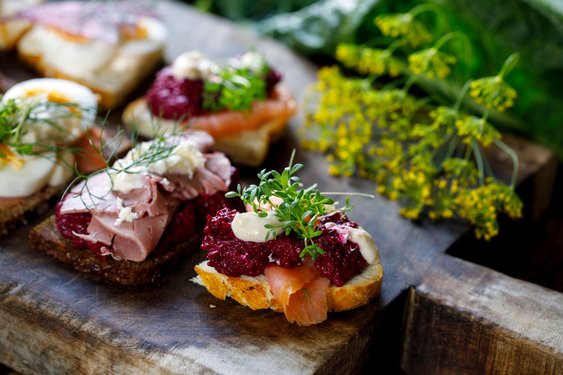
(193, 156, 383, 326)
(10, 1, 167, 109)
(123, 50, 297, 167)
(0, 0, 43, 50)
(29, 131, 241, 285)
(0, 77, 102, 235)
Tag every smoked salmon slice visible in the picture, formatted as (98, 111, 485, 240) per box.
(72, 126, 131, 174)
(265, 261, 330, 326)
(285, 276, 329, 326)
(72, 126, 108, 174)
(186, 86, 297, 138)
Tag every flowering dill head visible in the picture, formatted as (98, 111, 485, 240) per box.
(429, 106, 458, 131)
(302, 29, 523, 241)
(455, 179, 522, 240)
(469, 76, 517, 112)
(375, 13, 432, 47)
(442, 158, 479, 187)
(455, 115, 501, 147)
(408, 48, 457, 79)
(336, 44, 402, 77)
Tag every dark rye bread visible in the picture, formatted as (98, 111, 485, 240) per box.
(29, 216, 201, 285)
(0, 185, 61, 235)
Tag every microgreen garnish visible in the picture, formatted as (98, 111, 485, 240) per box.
(226, 151, 351, 260)
(202, 67, 268, 112)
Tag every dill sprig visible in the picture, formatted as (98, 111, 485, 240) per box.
(0, 96, 95, 157)
(226, 151, 349, 260)
(67, 132, 181, 209)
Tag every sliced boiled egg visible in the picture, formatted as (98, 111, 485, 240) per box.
(0, 154, 57, 197)
(2, 78, 98, 129)
(0, 78, 97, 198)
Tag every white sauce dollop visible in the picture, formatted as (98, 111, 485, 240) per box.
(110, 139, 205, 194)
(347, 226, 380, 264)
(229, 51, 267, 73)
(172, 51, 218, 80)
(231, 212, 284, 243)
(324, 222, 380, 264)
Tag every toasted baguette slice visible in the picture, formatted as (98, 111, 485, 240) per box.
(0, 0, 43, 50)
(16, 18, 166, 109)
(193, 260, 383, 313)
(122, 96, 290, 167)
(30, 216, 201, 285)
(0, 185, 61, 235)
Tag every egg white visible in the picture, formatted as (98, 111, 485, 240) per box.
(2, 78, 98, 126)
(0, 78, 97, 198)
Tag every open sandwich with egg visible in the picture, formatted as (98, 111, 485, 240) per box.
(192, 157, 383, 326)
(3, 1, 167, 109)
(29, 131, 241, 285)
(0, 78, 113, 235)
(123, 50, 297, 167)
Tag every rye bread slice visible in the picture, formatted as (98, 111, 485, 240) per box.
(0, 185, 61, 236)
(29, 216, 201, 285)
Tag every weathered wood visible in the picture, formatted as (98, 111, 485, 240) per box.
(401, 256, 563, 375)
(0, 1, 560, 374)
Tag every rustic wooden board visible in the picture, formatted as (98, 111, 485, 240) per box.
(402, 256, 563, 374)
(0, 1, 561, 374)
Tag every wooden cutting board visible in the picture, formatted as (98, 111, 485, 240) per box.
(0, 1, 562, 374)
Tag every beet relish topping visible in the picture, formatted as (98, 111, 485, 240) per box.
(146, 67, 204, 119)
(201, 208, 367, 286)
(146, 53, 282, 120)
(56, 190, 236, 259)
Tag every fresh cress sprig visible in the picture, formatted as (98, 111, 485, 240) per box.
(202, 67, 267, 112)
(226, 151, 351, 260)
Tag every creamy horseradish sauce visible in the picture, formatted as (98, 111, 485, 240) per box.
(230, 212, 284, 242)
(110, 139, 205, 194)
(172, 51, 218, 81)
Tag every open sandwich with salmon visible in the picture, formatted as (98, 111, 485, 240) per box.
(29, 131, 241, 285)
(0, 77, 117, 235)
(3, 1, 167, 109)
(123, 50, 297, 167)
(193, 157, 384, 326)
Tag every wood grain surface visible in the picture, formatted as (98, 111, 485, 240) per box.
(0, 1, 561, 374)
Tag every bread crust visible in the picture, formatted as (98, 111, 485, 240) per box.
(0, 185, 61, 235)
(29, 216, 202, 285)
(193, 260, 383, 313)
(122, 92, 292, 167)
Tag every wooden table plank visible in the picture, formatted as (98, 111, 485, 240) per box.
(402, 256, 563, 374)
(0, 1, 561, 374)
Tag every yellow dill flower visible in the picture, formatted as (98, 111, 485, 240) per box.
(469, 76, 517, 112)
(375, 13, 432, 47)
(455, 115, 501, 147)
(408, 48, 457, 79)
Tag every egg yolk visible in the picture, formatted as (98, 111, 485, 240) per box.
(0, 145, 24, 170)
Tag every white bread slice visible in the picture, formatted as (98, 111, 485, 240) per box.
(193, 260, 384, 313)
(0, 0, 43, 50)
(16, 17, 166, 108)
(122, 96, 290, 167)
